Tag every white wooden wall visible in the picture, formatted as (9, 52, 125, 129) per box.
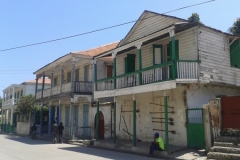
(198, 26, 240, 86)
(116, 27, 198, 76)
(121, 12, 185, 45)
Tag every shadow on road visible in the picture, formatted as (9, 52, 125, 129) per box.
(58, 146, 158, 160)
(1, 132, 51, 145)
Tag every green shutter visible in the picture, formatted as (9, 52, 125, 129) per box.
(21, 90, 23, 96)
(75, 69, 79, 81)
(169, 40, 179, 61)
(67, 72, 71, 82)
(230, 40, 240, 68)
(14, 93, 16, 99)
(125, 54, 135, 73)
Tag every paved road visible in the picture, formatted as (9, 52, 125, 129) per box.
(0, 133, 161, 160)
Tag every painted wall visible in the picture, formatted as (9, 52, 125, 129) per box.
(186, 84, 240, 109)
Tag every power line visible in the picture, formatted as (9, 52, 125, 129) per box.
(0, 0, 216, 52)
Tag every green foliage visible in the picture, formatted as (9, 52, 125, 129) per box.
(188, 13, 203, 24)
(15, 94, 35, 116)
(229, 18, 240, 35)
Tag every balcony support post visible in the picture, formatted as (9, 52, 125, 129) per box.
(133, 94, 137, 147)
(58, 100, 62, 126)
(60, 66, 63, 94)
(112, 52, 117, 89)
(10, 107, 14, 126)
(48, 102, 52, 135)
(114, 97, 116, 143)
(50, 72, 53, 96)
(169, 28, 176, 79)
(33, 105, 36, 124)
(69, 100, 73, 140)
(35, 75, 38, 100)
(164, 92, 169, 151)
(12, 86, 15, 104)
(135, 43, 142, 85)
(93, 60, 97, 91)
(41, 73, 45, 99)
(96, 99, 99, 141)
(71, 62, 75, 93)
(40, 104, 43, 134)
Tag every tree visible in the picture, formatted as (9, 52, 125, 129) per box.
(188, 13, 203, 24)
(229, 18, 240, 35)
(15, 94, 35, 117)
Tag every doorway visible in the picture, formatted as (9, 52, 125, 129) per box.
(82, 104, 89, 137)
(95, 111, 104, 139)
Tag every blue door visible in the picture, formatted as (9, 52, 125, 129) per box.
(83, 104, 89, 137)
(65, 106, 70, 134)
(73, 105, 78, 137)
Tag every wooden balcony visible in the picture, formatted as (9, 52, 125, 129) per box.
(2, 99, 20, 107)
(36, 81, 92, 100)
(96, 60, 199, 91)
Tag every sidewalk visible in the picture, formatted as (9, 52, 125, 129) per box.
(1, 131, 207, 160)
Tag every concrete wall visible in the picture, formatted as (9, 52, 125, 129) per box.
(16, 122, 31, 135)
(186, 84, 240, 109)
(93, 86, 187, 146)
(90, 105, 112, 139)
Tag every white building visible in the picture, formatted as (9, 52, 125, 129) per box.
(1, 78, 50, 133)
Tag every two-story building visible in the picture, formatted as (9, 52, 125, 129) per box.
(93, 10, 240, 150)
(1, 78, 50, 133)
(33, 42, 118, 139)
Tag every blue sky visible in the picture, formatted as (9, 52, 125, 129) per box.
(0, 0, 239, 97)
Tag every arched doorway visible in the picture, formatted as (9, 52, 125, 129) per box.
(94, 111, 104, 139)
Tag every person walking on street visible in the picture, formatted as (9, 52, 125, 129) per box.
(52, 121, 58, 144)
(58, 122, 64, 143)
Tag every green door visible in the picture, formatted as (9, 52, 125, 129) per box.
(186, 108, 205, 149)
(65, 106, 70, 134)
(125, 54, 136, 73)
(73, 106, 78, 137)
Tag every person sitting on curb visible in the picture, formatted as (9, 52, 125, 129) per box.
(149, 132, 164, 155)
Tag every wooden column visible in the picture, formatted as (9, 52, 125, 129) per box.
(60, 67, 63, 93)
(33, 105, 36, 124)
(94, 60, 97, 91)
(169, 28, 176, 79)
(40, 105, 43, 134)
(58, 100, 62, 126)
(114, 97, 117, 143)
(50, 72, 53, 96)
(96, 100, 99, 141)
(113, 52, 117, 89)
(136, 43, 142, 85)
(164, 93, 169, 151)
(71, 62, 75, 93)
(48, 104, 52, 135)
(41, 73, 45, 99)
(35, 75, 38, 100)
(133, 95, 136, 146)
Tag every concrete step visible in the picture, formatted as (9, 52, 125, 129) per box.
(207, 152, 240, 160)
(216, 136, 240, 143)
(213, 142, 240, 148)
(210, 146, 240, 154)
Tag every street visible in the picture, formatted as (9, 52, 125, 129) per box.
(0, 133, 160, 160)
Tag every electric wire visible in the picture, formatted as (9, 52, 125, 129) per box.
(0, 0, 216, 52)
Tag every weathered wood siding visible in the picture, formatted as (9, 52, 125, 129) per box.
(198, 26, 240, 86)
(116, 27, 198, 76)
(121, 12, 185, 46)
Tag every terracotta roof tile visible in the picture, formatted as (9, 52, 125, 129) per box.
(24, 77, 51, 84)
(71, 41, 119, 56)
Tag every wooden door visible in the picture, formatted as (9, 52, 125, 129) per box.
(99, 112, 104, 139)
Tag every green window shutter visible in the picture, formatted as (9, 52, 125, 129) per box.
(67, 72, 71, 82)
(20, 90, 23, 96)
(230, 40, 240, 68)
(75, 69, 79, 81)
(17, 91, 19, 98)
(169, 40, 179, 61)
(14, 93, 16, 99)
(125, 54, 136, 73)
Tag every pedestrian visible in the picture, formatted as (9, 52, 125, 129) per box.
(149, 132, 164, 156)
(58, 122, 64, 143)
(52, 121, 58, 143)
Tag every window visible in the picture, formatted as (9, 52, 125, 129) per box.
(106, 65, 113, 78)
(75, 69, 79, 81)
(20, 90, 23, 96)
(14, 93, 16, 99)
(17, 91, 19, 99)
(67, 72, 71, 83)
(124, 54, 136, 73)
(153, 45, 163, 65)
(230, 40, 240, 68)
(84, 65, 89, 81)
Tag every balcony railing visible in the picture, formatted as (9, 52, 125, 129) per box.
(36, 81, 92, 100)
(96, 60, 199, 91)
(2, 99, 20, 106)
